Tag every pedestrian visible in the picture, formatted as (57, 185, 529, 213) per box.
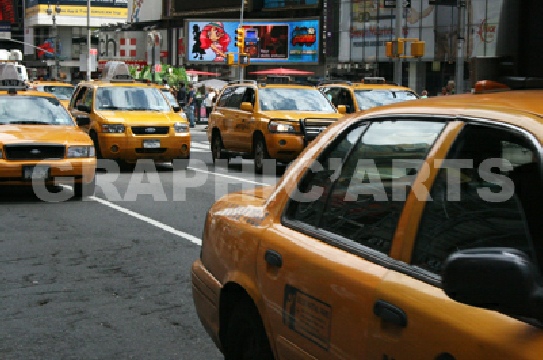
(177, 83, 187, 108)
(186, 84, 195, 128)
(421, 90, 428, 98)
(204, 87, 216, 119)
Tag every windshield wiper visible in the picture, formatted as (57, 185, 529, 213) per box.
(99, 105, 122, 110)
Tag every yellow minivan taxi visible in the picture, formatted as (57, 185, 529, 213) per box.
(193, 78, 543, 359)
(0, 65, 95, 198)
(207, 80, 346, 174)
(68, 62, 190, 167)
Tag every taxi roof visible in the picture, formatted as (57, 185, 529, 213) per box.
(31, 81, 74, 87)
(353, 89, 543, 142)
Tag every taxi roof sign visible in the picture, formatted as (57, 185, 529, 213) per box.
(102, 61, 133, 82)
(0, 63, 26, 90)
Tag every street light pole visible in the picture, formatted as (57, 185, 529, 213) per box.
(87, 0, 92, 81)
(47, 2, 61, 80)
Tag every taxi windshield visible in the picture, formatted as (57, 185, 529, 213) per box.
(259, 87, 336, 111)
(0, 96, 74, 125)
(162, 89, 178, 106)
(354, 89, 418, 110)
(38, 85, 75, 100)
(95, 86, 171, 111)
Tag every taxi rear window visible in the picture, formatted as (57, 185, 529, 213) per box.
(39, 85, 75, 100)
(0, 96, 74, 125)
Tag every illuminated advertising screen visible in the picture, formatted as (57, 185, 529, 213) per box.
(186, 19, 319, 64)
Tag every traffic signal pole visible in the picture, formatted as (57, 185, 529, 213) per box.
(394, 1, 403, 86)
(239, 0, 244, 82)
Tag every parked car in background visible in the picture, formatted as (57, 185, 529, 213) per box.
(193, 78, 543, 359)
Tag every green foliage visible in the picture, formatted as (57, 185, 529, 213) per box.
(128, 65, 187, 87)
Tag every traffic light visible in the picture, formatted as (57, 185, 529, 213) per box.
(235, 27, 245, 52)
(385, 42, 393, 57)
(226, 53, 235, 65)
(411, 41, 425, 58)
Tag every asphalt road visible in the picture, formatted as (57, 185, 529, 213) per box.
(0, 129, 283, 360)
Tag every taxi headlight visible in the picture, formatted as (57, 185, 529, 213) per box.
(102, 124, 125, 133)
(269, 120, 295, 133)
(67, 146, 95, 158)
(174, 122, 189, 133)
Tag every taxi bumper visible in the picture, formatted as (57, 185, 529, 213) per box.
(0, 158, 96, 185)
(265, 133, 305, 162)
(191, 259, 222, 351)
(98, 133, 191, 161)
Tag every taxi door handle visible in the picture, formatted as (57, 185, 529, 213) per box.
(373, 299, 407, 327)
(264, 249, 282, 268)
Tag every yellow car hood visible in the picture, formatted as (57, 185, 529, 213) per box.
(0, 125, 92, 144)
(96, 110, 180, 124)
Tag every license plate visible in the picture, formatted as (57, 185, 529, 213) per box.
(23, 166, 50, 180)
(143, 139, 160, 148)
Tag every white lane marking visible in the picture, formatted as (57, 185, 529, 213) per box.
(90, 196, 202, 246)
(191, 143, 210, 149)
(84, 165, 271, 245)
(190, 148, 209, 153)
(187, 166, 271, 186)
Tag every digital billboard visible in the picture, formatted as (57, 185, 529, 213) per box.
(186, 19, 319, 65)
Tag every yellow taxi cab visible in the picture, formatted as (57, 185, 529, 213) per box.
(68, 61, 190, 167)
(193, 78, 543, 359)
(207, 79, 346, 174)
(29, 80, 75, 109)
(0, 64, 96, 198)
(319, 76, 419, 114)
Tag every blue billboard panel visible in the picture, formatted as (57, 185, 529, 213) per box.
(187, 19, 319, 65)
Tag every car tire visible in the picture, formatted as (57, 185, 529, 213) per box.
(253, 135, 269, 175)
(211, 133, 229, 165)
(224, 298, 274, 360)
(73, 177, 95, 199)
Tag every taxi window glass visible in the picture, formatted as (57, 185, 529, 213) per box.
(225, 86, 247, 109)
(95, 86, 170, 111)
(217, 86, 235, 107)
(412, 124, 540, 275)
(354, 90, 418, 110)
(259, 87, 336, 111)
(162, 89, 178, 106)
(0, 96, 74, 125)
(285, 120, 445, 254)
(39, 85, 75, 100)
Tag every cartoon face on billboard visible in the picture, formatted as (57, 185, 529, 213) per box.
(186, 19, 320, 64)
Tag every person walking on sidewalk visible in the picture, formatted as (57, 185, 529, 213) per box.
(177, 83, 187, 108)
(204, 87, 216, 120)
(186, 84, 196, 128)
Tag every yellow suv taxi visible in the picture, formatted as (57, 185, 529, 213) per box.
(207, 80, 346, 174)
(0, 64, 96, 198)
(319, 77, 419, 114)
(193, 78, 543, 359)
(68, 62, 190, 167)
(29, 80, 75, 108)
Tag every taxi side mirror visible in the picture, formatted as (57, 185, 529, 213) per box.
(240, 102, 253, 112)
(75, 115, 90, 126)
(172, 104, 181, 112)
(77, 104, 91, 113)
(337, 105, 347, 114)
(442, 247, 543, 322)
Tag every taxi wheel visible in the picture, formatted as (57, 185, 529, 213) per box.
(253, 136, 269, 175)
(211, 133, 230, 165)
(224, 298, 273, 360)
(73, 178, 95, 199)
